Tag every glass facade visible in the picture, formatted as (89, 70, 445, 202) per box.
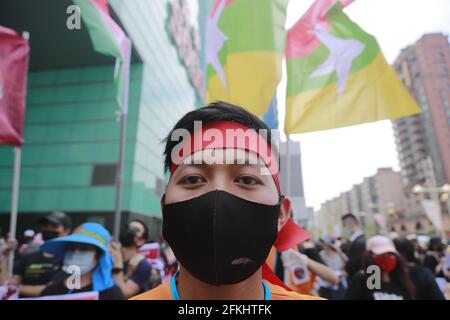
(0, 0, 197, 237)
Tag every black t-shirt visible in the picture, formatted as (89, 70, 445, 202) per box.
(423, 253, 444, 277)
(13, 250, 61, 286)
(345, 272, 411, 300)
(409, 264, 445, 300)
(41, 272, 124, 300)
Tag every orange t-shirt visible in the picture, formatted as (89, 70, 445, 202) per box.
(266, 246, 316, 296)
(130, 281, 323, 300)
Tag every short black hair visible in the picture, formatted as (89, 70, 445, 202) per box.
(131, 219, 149, 241)
(38, 211, 72, 231)
(163, 101, 275, 173)
(394, 238, 417, 263)
(341, 213, 359, 224)
(428, 237, 443, 252)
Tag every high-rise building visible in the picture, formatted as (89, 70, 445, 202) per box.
(315, 168, 409, 236)
(392, 33, 450, 236)
(0, 0, 202, 238)
(392, 33, 450, 190)
(279, 140, 313, 228)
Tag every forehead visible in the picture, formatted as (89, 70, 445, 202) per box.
(179, 148, 268, 171)
(130, 221, 145, 232)
(40, 221, 63, 229)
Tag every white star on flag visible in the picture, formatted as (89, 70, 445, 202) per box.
(309, 24, 365, 95)
(205, 0, 228, 89)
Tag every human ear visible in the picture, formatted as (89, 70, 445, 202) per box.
(278, 196, 291, 231)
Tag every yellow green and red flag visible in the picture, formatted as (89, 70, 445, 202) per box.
(205, 0, 289, 116)
(73, 0, 131, 112)
(284, 0, 420, 134)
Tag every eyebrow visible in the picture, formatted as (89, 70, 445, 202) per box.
(179, 161, 263, 169)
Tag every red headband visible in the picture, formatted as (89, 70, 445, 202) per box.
(169, 121, 281, 192)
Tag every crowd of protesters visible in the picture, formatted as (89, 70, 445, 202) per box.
(0, 102, 449, 300)
(297, 213, 449, 300)
(1, 205, 449, 301)
(0, 211, 178, 300)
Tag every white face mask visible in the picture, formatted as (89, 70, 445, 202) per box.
(63, 250, 97, 275)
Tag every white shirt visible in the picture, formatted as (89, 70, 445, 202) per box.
(349, 230, 364, 242)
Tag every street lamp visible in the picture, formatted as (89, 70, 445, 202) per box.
(413, 184, 450, 194)
(441, 184, 450, 193)
(412, 184, 425, 194)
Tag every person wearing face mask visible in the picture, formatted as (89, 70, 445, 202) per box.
(341, 213, 366, 283)
(40, 223, 124, 300)
(131, 102, 322, 300)
(109, 220, 153, 298)
(11, 211, 72, 297)
(345, 235, 416, 300)
(393, 237, 444, 300)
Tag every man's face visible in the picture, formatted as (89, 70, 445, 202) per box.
(342, 218, 354, 234)
(165, 149, 289, 230)
(166, 149, 278, 204)
(40, 222, 67, 237)
(40, 222, 69, 241)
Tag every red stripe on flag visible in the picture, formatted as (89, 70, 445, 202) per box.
(0, 26, 29, 146)
(210, 0, 235, 17)
(274, 219, 310, 252)
(262, 262, 293, 292)
(286, 0, 357, 58)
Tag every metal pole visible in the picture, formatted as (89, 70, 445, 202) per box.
(8, 147, 21, 277)
(286, 135, 291, 198)
(113, 41, 132, 241)
(7, 31, 29, 277)
(425, 157, 446, 241)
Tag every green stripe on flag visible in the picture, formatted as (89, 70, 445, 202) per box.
(287, 3, 379, 96)
(207, 0, 288, 80)
(74, 0, 122, 59)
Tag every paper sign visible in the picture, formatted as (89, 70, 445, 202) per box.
(19, 291, 99, 300)
(421, 199, 443, 232)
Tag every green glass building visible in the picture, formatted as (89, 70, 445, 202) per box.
(0, 0, 201, 239)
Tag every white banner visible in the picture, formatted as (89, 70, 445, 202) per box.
(421, 199, 443, 233)
(373, 213, 387, 230)
(19, 291, 99, 300)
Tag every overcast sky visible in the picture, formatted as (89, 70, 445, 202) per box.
(276, 0, 450, 210)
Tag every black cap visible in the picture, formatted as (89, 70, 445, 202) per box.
(38, 211, 72, 230)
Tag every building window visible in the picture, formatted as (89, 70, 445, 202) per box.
(415, 221, 423, 231)
(154, 177, 166, 197)
(91, 163, 117, 186)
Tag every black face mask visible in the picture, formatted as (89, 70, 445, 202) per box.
(162, 190, 281, 286)
(41, 230, 59, 241)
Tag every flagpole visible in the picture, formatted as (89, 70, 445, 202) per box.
(113, 40, 132, 241)
(8, 147, 21, 277)
(7, 31, 29, 277)
(286, 135, 291, 198)
(425, 157, 446, 241)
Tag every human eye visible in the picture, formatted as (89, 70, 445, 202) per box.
(234, 175, 263, 186)
(178, 175, 207, 186)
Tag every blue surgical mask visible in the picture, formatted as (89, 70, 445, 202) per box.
(63, 250, 97, 275)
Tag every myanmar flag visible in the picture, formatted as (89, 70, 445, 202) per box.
(73, 0, 131, 112)
(205, 0, 289, 116)
(284, 0, 421, 134)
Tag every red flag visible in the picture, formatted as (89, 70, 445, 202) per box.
(262, 220, 310, 290)
(0, 26, 29, 146)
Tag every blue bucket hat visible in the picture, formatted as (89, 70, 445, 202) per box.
(41, 222, 115, 292)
